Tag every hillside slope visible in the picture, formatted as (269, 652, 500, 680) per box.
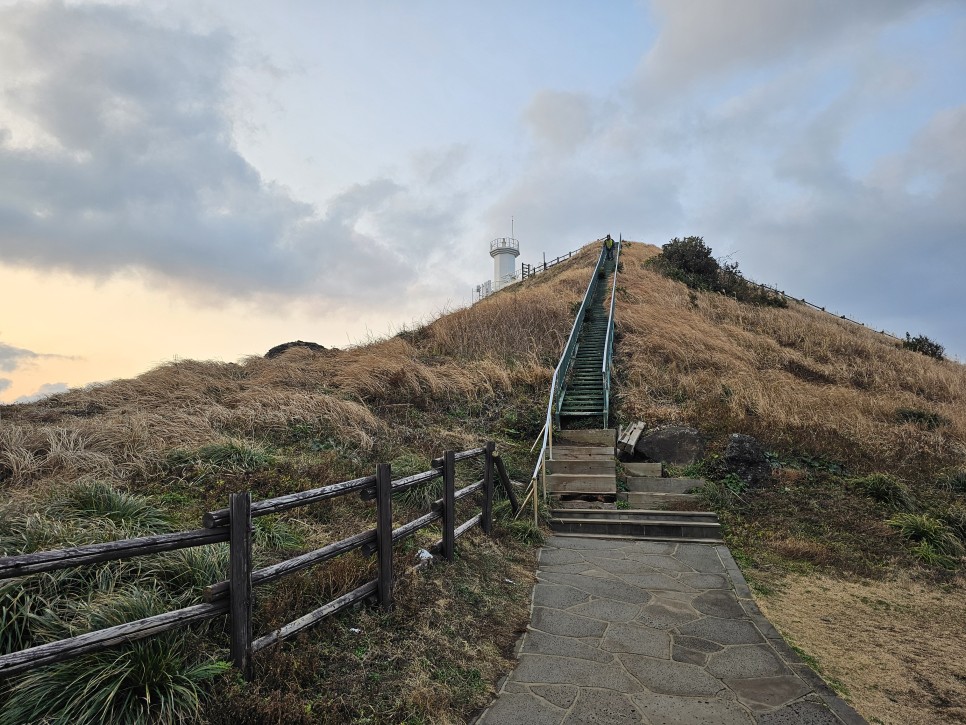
(2, 239, 965, 723)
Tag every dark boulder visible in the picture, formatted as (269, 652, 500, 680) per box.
(722, 434, 771, 487)
(634, 426, 704, 465)
(265, 340, 331, 359)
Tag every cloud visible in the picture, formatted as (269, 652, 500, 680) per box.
(0, 378, 10, 393)
(0, 2, 468, 306)
(14, 382, 69, 404)
(0, 341, 41, 372)
(637, 0, 941, 95)
(524, 91, 597, 154)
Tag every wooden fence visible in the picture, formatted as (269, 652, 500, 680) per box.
(0, 443, 520, 681)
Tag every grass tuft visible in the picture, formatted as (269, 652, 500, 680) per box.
(887, 513, 964, 566)
(852, 474, 915, 511)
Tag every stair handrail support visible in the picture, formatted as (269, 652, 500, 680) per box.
(524, 241, 609, 513)
(602, 236, 622, 428)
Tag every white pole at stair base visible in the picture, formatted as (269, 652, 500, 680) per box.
(533, 474, 539, 527)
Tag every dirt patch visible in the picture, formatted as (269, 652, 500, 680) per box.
(755, 572, 966, 724)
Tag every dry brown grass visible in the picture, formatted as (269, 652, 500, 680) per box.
(615, 242, 966, 478)
(756, 572, 966, 724)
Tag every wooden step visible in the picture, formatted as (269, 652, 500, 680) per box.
(556, 429, 617, 447)
(622, 462, 662, 476)
(551, 508, 718, 524)
(547, 459, 616, 475)
(626, 477, 703, 494)
(620, 492, 700, 507)
(546, 474, 617, 494)
(551, 446, 614, 459)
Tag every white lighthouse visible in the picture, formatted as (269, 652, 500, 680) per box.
(489, 237, 519, 291)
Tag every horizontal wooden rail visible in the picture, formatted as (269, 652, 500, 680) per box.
(204, 474, 377, 528)
(359, 468, 441, 501)
(0, 442, 500, 682)
(251, 579, 378, 653)
(431, 447, 485, 468)
(0, 528, 230, 579)
(204, 529, 377, 602)
(431, 513, 482, 554)
(0, 600, 229, 679)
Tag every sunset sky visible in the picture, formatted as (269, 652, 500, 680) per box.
(2, 0, 965, 403)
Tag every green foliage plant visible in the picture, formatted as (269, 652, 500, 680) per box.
(853, 474, 915, 511)
(648, 236, 786, 308)
(887, 512, 964, 567)
(902, 333, 944, 360)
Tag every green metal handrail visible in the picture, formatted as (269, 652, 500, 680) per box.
(522, 240, 610, 518)
(602, 236, 622, 428)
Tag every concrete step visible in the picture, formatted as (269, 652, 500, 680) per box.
(549, 532, 723, 544)
(619, 492, 701, 507)
(626, 477, 703, 494)
(546, 473, 617, 494)
(551, 508, 718, 524)
(556, 429, 617, 447)
(550, 514, 721, 541)
(622, 462, 662, 476)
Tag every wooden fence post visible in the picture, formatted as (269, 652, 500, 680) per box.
(375, 463, 393, 610)
(494, 455, 520, 515)
(482, 442, 495, 535)
(229, 492, 253, 681)
(442, 450, 456, 561)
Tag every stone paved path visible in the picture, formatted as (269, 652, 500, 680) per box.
(477, 537, 865, 725)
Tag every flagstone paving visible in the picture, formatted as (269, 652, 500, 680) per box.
(477, 537, 866, 725)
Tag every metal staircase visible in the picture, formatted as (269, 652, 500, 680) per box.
(558, 256, 616, 423)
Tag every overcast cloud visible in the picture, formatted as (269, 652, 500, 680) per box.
(0, 0, 964, 396)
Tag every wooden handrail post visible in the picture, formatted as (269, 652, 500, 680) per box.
(375, 463, 393, 610)
(494, 455, 520, 515)
(482, 442, 495, 534)
(229, 492, 253, 681)
(442, 450, 456, 560)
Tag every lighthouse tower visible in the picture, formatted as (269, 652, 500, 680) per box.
(489, 237, 519, 291)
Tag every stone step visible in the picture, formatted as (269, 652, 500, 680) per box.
(622, 461, 662, 476)
(547, 459, 616, 475)
(550, 508, 718, 524)
(619, 492, 701, 507)
(546, 473, 617, 494)
(549, 515, 721, 541)
(556, 429, 617, 447)
(548, 532, 723, 544)
(626, 477, 703, 494)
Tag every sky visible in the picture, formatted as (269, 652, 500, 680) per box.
(1, 0, 965, 403)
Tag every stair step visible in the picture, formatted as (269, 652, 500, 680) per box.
(551, 446, 614, 459)
(551, 508, 718, 524)
(626, 477, 703, 494)
(550, 517, 722, 541)
(622, 461, 662, 476)
(556, 429, 617, 447)
(547, 459, 615, 475)
(546, 473, 617, 494)
(619, 492, 700, 507)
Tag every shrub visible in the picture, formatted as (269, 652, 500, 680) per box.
(853, 474, 915, 511)
(902, 333, 944, 360)
(648, 236, 786, 307)
(887, 513, 964, 566)
(941, 469, 966, 493)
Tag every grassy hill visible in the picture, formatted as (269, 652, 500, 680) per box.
(2, 240, 965, 723)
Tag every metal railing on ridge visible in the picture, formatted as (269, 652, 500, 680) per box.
(519, 237, 616, 522)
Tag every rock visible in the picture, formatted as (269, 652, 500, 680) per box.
(634, 426, 704, 465)
(721, 434, 770, 487)
(265, 340, 332, 359)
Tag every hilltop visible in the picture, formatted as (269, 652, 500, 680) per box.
(2, 240, 966, 723)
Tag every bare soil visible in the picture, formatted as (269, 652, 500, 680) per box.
(756, 573, 966, 725)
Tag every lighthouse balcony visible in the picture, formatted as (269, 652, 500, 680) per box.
(489, 237, 520, 257)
